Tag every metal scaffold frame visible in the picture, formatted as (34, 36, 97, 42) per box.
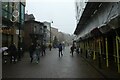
(116, 36, 120, 73)
(105, 37, 109, 68)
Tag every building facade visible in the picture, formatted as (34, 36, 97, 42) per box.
(43, 21, 51, 46)
(25, 14, 35, 21)
(24, 14, 47, 50)
(1, 1, 26, 48)
(74, 1, 120, 73)
(51, 27, 58, 42)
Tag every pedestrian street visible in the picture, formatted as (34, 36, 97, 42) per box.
(3, 47, 104, 78)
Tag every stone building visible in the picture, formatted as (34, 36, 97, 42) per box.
(24, 14, 47, 50)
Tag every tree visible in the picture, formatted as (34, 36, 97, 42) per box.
(53, 36, 58, 48)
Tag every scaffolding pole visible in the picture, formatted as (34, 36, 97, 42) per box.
(116, 36, 120, 73)
(99, 39, 102, 68)
(93, 39, 96, 60)
(105, 38, 109, 67)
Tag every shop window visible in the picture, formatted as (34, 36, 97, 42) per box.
(9, 2, 14, 14)
(19, 3, 25, 24)
(21, 5, 25, 17)
(2, 2, 9, 11)
(2, 10, 8, 19)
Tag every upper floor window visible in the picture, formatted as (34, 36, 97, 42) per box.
(34, 26, 36, 32)
(19, 3, 25, 25)
(2, 2, 9, 11)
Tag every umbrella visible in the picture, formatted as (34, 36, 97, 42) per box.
(2, 47, 8, 51)
(0, 47, 8, 54)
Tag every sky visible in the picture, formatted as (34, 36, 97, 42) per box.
(25, 0, 77, 34)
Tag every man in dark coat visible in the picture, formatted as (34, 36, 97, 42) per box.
(8, 43, 17, 63)
(58, 43, 63, 57)
(49, 44, 52, 51)
(29, 43, 35, 63)
(41, 44, 46, 56)
(70, 45, 74, 56)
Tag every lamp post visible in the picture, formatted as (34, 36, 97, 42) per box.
(50, 23, 51, 46)
(49, 21, 53, 51)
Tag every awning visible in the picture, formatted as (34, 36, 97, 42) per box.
(82, 32, 92, 40)
(77, 27, 102, 41)
(99, 15, 119, 34)
(75, 14, 120, 41)
(91, 27, 102, 37)
(107, 15, 119, 29)
(99, 24, 112, 34)
(74, 2, 102, 35)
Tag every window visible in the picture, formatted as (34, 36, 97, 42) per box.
(34, 26, 36, 32)
(9, 2, 13, 14)
(2, 2, 25, 25)
(2, 10, 8, 18)
(19, 3, 25, 25)
(21, 5, 24, 20)
(2, 2, 9, 11)
(2, 2, 14, 20)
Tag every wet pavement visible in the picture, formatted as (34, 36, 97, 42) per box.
(2, 46, 104, 78)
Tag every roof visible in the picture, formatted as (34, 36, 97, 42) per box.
(25, 20, 44, 25)
(74, 2, 102, 35)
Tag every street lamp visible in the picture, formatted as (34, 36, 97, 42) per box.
(49, 21, 53, 51)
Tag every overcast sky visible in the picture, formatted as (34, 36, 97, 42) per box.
(25, 0, 76, 34)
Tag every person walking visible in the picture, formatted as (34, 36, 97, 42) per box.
(76, 46, 80, 54)
(18, 42, 24, 61)
(35, 44, 40, 63)
(41, 44, 46, 56)
(49, 44, 52, 51)
(58, 43, 63, 57)
(8, 43, 17, 63)
(70, 45, 74, 56)
(62, 43, 65, 51)
(29, 43, 35, 63)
